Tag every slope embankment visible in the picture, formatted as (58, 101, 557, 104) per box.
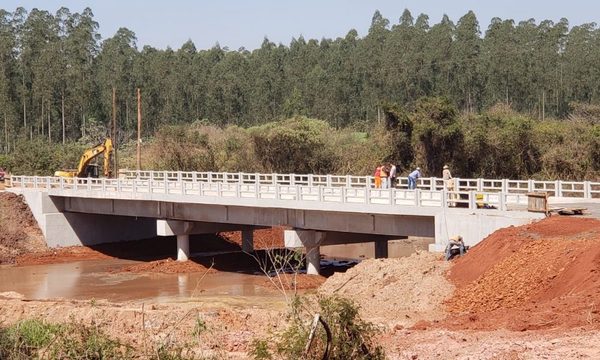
(443, 216, 600, 330)
(0, 192, 47, 264)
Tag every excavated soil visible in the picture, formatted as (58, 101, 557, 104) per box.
(0, 192, 47, 264)
(220, 227, 285, 249)
(113, 258, 216, 274)
(442, 216, 600, 331)
(319, 251, 454, 328)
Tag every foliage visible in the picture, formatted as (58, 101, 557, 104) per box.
(250, 295, 385, 360)
(6, 137, 83, 175)
(411, 97, 462, 175)
(0, 318, 131, 359)
(250, 116, 335, 173)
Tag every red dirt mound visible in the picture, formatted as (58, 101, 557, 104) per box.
(442, 217, 600, 330)
(17, 246, 111, 266)
(220, 227, 285, 249)
(114, 258, 215, 274)
(0, 192, 47, 264)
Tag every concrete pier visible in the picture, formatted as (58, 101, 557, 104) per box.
(242, 230, 254, 253)
(177, 234, 190, 261)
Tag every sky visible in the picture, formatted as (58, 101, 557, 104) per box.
(2, 1, 598, 50)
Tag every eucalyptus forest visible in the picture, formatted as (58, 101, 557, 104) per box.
(0, 7, 598, 179)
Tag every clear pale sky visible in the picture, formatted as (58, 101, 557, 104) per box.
(2, 1, 597, 50)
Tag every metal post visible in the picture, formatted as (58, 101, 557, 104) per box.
(137, 88, 142, 170)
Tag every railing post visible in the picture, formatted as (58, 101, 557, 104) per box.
(477, 178, 483, 192)
(584, 181, 591, 199)
(364, 187, 369, 204)
(430, 177, 436, 191)
(318, 186, 324, 202)
(208, 172, 213, 183)
(414, 189, 421, 206)
(469, 191, 476, 209)
(235, 183, 240, 198)
(308, 174, 314, 187)
(163, 179, 167, 194)
(346, 175, 351, 188)
(290, 173, 295, 186)
(499, 192, 506, 211)
(441, 189, 447, 208)
(502, 179, 508, 193)
(275, 183, 280, 200)
(454, 177, 460, 192)
(528, 179, 534, 192)
(217, 182, 222, 197)
(326, 175, 332, 188)
(555, 180, 562, 197)
(342, 187, 347, 203)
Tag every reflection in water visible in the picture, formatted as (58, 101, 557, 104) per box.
(0, 259, 278, 303)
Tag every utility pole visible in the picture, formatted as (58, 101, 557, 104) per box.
(112, 87, 117, 178)
(137, 88, 142, 171)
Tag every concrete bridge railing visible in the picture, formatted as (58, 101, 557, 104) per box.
(118, 170, 600, 199)
(8, 175, 533, 211)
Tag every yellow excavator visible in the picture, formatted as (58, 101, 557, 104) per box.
(55, 138, 113, 178)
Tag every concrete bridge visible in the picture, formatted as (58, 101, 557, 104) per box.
(7, 171, 600, 274)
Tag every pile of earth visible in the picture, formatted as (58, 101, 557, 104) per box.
(319, 251, 453, 328)
(442, 216, 600, 331)
(0, 192, 47, 264)
(113, 258, 216, 274)
(220, 227, 285, 249)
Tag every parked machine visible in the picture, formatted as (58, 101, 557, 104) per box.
(55, 139, 113, 178)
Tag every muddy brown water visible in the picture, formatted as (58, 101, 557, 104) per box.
(0, 238, 432, 303)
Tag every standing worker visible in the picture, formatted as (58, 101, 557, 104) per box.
(374, 165, 382, 188)
(443, 164, 457, 206)
(445, 235, 466, 261)
(380, 164, 388, 189)
(388, 163, 397, 188)
(408, 167, 421, 189)
(442, 165, 452, 182)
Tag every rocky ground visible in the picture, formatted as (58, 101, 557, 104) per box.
(1, 191, 600, 359)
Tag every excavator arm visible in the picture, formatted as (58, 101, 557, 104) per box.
(55, 138, 113, 178)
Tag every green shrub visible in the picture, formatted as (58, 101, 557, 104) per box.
(250, 295, 385, 360)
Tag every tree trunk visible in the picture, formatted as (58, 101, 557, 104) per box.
(22, 74, 26, 129)
(542, 90, 545, 121)
(61, 93, 65, 144)
(3, 113, 7, 154)
(41, 98, 44, 137)
(48, 109, 51, 143)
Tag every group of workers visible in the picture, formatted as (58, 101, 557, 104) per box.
(373, 163, 397, 189)
(374, 164, 455, 190)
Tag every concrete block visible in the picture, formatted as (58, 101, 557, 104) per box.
(284, 229, 326, 248)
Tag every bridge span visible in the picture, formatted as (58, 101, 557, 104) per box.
(7, 171, 600, 274)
